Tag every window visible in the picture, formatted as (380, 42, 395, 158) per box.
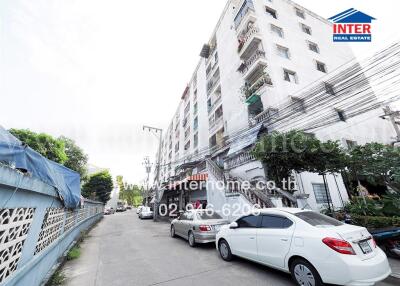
(283, 69, 297, 83)
(260, 215, 293, 228)
(194, 133, 198, 147)
(312, 183, 332, 204)
(270, 24, 284, 38)
(301, 23, 312, 35)
(295, 211, 343, 227)
(308, 41, 319, 53)
(324, 82, 335, 95)
(277, 45, 290, 59)
(316, 61, 327, 73)
(237, 215, 259, 228)
(265, 6, 277, 19)
(175, 142, 179, 153)
(295, 8, 305, 19)
(337, 109, 346, 122)
(346, 139, 357, 149)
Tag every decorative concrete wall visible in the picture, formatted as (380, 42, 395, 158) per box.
(0, 165, 103, 286)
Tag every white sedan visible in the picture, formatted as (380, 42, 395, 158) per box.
(216, 208, 391, 286)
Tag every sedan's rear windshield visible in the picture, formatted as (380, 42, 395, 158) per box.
(197, 212, 223, 220)
(295, 211, 343, 227)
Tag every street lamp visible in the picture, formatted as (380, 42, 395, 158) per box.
(142, 125, 163, 221)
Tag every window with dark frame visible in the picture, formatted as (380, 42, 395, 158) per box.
(265, 6, 277, 19)
(316, 61, 327, 73)
(337, 109, 346, 122)
(301, 23, 312, 35)
(295, 8, 305, 19)
(283, 69, 297, 83)
(324, 82, 335, 95)
(345, 139, 357, 150)
(308, 41, 319, 53)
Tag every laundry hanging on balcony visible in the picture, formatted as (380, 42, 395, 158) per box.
(227, 123, 262, 156)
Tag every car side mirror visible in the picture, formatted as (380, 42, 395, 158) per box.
(229, 222, 238, 229)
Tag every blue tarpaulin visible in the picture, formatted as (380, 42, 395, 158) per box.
(0, 126, 81, 208)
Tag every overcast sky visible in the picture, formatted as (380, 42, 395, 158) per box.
(0, 0, 398, 185)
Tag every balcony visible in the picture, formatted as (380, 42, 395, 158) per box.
(240, 73, 272, 104)
(234, 0, 256, 31)
(251, 107, 279, 126)
(209, 115, 223, 134)
(238, 50, 267, 80)
(226, 151, 256, 169)
(237, 26, 262, 59)
(207, 70, 220, 95)
(208, 95, 222, 114)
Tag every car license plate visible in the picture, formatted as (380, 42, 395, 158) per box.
(359, 240, 372, 254)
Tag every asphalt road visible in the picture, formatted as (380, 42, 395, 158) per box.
(63, 210, 398, 286)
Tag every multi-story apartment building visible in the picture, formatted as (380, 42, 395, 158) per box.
(154, 0, 395, 216)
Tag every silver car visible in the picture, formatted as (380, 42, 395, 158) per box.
(170, 210, 229, 247)
(138, 206, 153, 219)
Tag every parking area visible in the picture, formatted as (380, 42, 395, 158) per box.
(62, 210, 398, 286)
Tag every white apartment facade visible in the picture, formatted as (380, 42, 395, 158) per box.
(155, 0, 396, 213)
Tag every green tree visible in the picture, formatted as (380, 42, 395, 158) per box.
(253, 130, 346, 189)
(348, 143, 400, 193)
(82, 171, 113, 203)
(9, 128, 67, 164)
(59, 136, 88, 178)
(117, 175, 143, 206)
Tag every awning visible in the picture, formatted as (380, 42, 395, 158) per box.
(227, 123, 262, 156)
(186, 173, 208, 181)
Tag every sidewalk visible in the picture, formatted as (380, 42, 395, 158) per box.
(389, 258, 400, 279)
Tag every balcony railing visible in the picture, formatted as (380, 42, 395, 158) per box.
(226, 151, 255, 169)
(238, 26, 260, 53)
(207, 73, 220, 95)
(240, 73, 272, 100)
(238, 50, 265, 74)
(208, 95, 222, 114)
(234, 0, 255, 30)
(209, 115, 223, 133)
(251, 107, 279, 126)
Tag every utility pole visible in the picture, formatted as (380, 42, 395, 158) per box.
(142, 156, 152, 206)
(143, 125, 163, 221)
(381, 106, 400, 143)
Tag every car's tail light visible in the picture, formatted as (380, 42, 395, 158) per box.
(322, 237, 356, 255)
(199, 225, 211, 232)
(371, 237, 377, 248)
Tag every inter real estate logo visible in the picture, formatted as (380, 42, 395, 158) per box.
(328, 8, 376, 42)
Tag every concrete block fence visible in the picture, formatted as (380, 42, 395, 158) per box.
(0, 165, 103, 286)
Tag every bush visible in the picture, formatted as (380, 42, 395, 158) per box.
(46, 270, 65, 286)
(67, 246, 81, 260)
(344, 197, 383, 216)
(351, 214, 400, 229)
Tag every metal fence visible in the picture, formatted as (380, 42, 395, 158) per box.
(0, 165, 103, 286)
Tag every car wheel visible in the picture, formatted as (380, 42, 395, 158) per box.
(188, 231, 196, 247)
(218, 239, 233, 261)
(170, 225, 176, 238)
(290, 258, 324, 286)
